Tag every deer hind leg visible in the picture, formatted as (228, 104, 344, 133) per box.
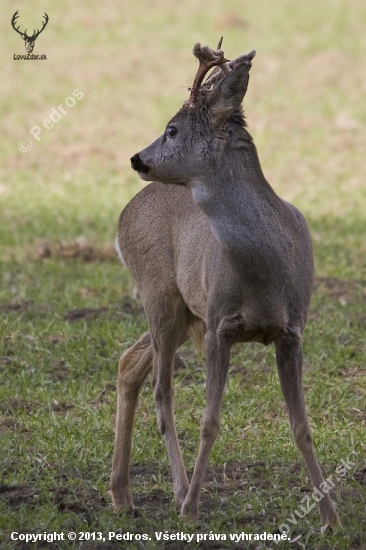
(110, 332, 153, 512)
(151, 305, 191, 510)
(181, 328, 231, 519)
(275, 327, 341, 527)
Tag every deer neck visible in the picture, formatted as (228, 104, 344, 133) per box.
(188, 143, 278, 251)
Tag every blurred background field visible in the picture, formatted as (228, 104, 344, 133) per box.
(1, 1, 365, 549)
(1, 0, 366, 274)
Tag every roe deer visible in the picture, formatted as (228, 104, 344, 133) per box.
(110, 40, 340, 525)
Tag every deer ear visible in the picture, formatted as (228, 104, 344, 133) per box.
(208, 52, 255, 128)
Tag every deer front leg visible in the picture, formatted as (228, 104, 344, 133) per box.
(181, 330, 231, 520)
(110, 332, 153, 512)
(275, 327, 341, 527)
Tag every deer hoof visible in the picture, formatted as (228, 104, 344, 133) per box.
(319, 499, 341, 527)
(111, 490, 135, 513)
(180, 500, 199, 523)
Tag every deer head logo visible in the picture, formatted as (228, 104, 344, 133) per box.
(11, 11, 49, 53)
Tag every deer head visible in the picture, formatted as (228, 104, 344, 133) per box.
(131, 39, 256, 186)
(11, 11, 49, 53)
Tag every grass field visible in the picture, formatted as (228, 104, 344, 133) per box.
(1, 0, 365, 548)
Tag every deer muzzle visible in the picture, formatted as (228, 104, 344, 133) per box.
(130, 153, 150, 175)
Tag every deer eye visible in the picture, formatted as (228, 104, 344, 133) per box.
(166, 126, 178, 138)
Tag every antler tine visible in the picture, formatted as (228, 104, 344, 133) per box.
(189, 38, 230, 108)
(11, 10, 19, 25)
(33, 13, 49, 39)
(11, 11, 25, 37)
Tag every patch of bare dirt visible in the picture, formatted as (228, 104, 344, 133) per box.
(313, 276, 366, 303)
(49, 359, 69, 382)
(64, 306, 109, 322)
(64, 297, 144, 323)
(0, 301, 50, 318)
(0, 398, 37, 415)
(1, 296, 143, 325)
(129, 461, 285, 512)
(53, 485, 108, 526)
(119, 296, 145, 316)
(3, 484, 117, 548)
(0, 418, 18, 432)
(34, 240, 118, 262)
(0, 484, 37, 508)
(0, 356, 13, 366)
(353, 315, 366, 329)
(0, 300, 32, 313)
(354, 463, 366, 486)
(49, 400, 74, 412)
(135, 487, 171, 510)
(204, 461, 273, 496)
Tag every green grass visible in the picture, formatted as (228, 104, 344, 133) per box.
(1, 0, 366, 548)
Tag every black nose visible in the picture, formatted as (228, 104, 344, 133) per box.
(130, 153, 149, 173)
